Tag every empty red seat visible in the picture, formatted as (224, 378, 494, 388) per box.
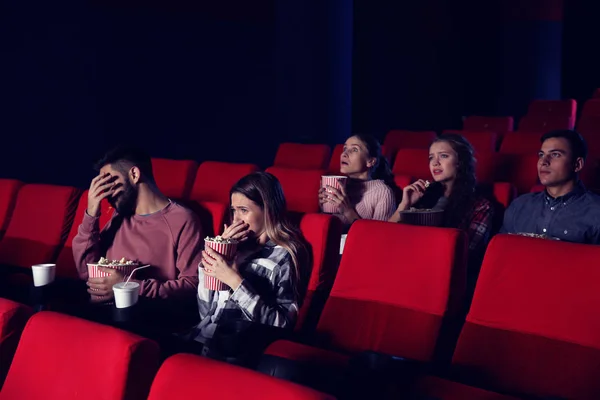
(265, 220, 467, 368)
(328, 144, 344, 175)
(190, 161, 259, 204)
(527, 99, 576, 120)
(393, 174, 412, 191)
(577, 115, 600, 136)
(265, 167, 324, 213)
(0, 184, 80, 269)
(148, 353, 333, 400)
(463, 116, 514, 135)
(442, 130, 498, 153)
(0, 298, 32, 388)
(151, 158, 198, 200)
(475, 152, 497, 184)
(416, 376, 520, 400)
(518, 115, 574, 132)
(418, 235, 600, 399)
(0, 180, 22, 240)
(296, 213, 343, 332)
(494, 153, 540, 194)
(383, 130, 436, 161)
(580, 99, 600, 118)
(274, 143, 331, 170)
(392, 148, 431, 181)
(0, 311, 159, 400)
(55, 190, 114, 279)
(499, 131, 541, 154)
(491, 182, 516, 209)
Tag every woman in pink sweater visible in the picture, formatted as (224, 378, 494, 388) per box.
(319, 134, 397, 230)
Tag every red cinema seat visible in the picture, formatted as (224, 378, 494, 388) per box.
(518, 115, 574, 132)
(442, 130, 498, 154)
(0, 312, 159, 400)
(594, 88, 600, 99)
(499, 131, 542, 155)
(0, 184, 80, 269)
(463, 116, 514, 136)
(527, 99, 576, 120)
(55, 190, 114, 279)
(148, 353, 334, 400)
(296, 213, 343, 332)
(0, 180, 22, 240)
(383, 130, 436, 161)
(264, 220, 467, 370)
(266, 167, 324, 214)
(151, 158, 198, 200)
(328, 144, 344, 175)
(418, 235, 600, 399)
(0, 298, 32, 388)
(494, 154, 539, 194)
(274, 143, 331, 170)
(392, 148, 431, 181)
(577, 115, 600, 136)
(580, 99, 600, 118)
(190, 161, 259, 204)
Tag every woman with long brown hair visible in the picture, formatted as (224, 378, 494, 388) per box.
(191, 171, 311, 356)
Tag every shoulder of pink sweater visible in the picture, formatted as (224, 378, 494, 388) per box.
(362, 179, 394, 197)
(162, 202, 203, 227)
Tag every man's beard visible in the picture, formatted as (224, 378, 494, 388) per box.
(109, 181, 137, 217)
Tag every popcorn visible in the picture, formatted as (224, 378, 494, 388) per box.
(96, 257, 136, 266)
(204, 235, 237, 244)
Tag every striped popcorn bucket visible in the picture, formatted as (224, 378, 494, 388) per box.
(203, 238, 238, 291)
(399, 210, 444, 227)
(321, 175, 348, 214)
(87, 263, 138, 300)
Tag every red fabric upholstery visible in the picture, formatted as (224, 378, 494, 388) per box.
(493, 154, 539, 194)
(0, 312, 159, 400)
(319, 220, 466, 360)
(416, 376, 519, 400)
(265, 340, 350, 366)
(383, 130, 436, 161)
(527, 99, 576, 119)
(577, 115, 600, 136)
(392, 149, 431, 181)
(190, 161, 259, 204)
(393, 174, 412, 191)
(475, 152, 497, 184)
(518, 115, 574, 132)
(151, 158, 198, 200)
(451, 234, 600, 399)
(328, 144, 344, 175)
(184, 200, 227, 237)
(0, 184, 80, 268)
(148, 353, 334, 400)
(266, 167, 324, 213)
(296, 213, 343, 331)
(0, 298, 32, 388)
(581, 99, 600, 117)
(0, 180, 22, 240)
(274, 143, 331, 170)
(443, 130, 498, 153)
(491, 183, 515, 209)
(463, 116, 514, 134)
(55, 190, 114, 278)
(499, 131, 542, 154)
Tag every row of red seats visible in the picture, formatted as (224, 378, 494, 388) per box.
(0, 177, 342, 334)
(263, 219, 600, 399)
(0, 306, 331, 399)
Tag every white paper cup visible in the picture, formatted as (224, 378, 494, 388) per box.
(113, 282, 140, 308)
(321, 175, 348, 214)
(32, 264, 56, 287)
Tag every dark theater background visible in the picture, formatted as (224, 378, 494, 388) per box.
(0, 0, 597, 188)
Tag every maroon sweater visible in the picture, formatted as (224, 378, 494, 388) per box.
(72, 201, 202, 300)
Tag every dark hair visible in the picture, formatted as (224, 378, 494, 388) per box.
(540, 129, 588, 161)
(230, 172, 311, 305)
(430, 133, 477, 228)
(94, 146, 155, 183)
(351, 134, 395, 188)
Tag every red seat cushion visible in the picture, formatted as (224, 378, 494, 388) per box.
(0, 311, 159, 400)
(151, 158, 198, 200)
(265, 340, 350, 367)
(416, 376, 520, 400)
(0, 298, 32, 388)
(0, 184, 80, 268)
(0, 180, 22, 240)
(266, 167, 324, 213)
(147, 353, 334, 400)
(190, 161, 259, 204)
(451, 235, 600, 399)
(274, 143, 331, 170)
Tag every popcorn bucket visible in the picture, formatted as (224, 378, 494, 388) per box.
(87, 263, 138, 300)
(203, 238, 239, 291)
(399, 210, 444, 227)
(321, 175, 348, 214)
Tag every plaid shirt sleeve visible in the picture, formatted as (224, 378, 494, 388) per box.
(229, 246, 299, 329)
(466, 198, 494, 252)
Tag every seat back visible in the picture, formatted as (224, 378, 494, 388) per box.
(274, 143, 331, 170)
(0, 298, 32, 388)
(0, 184, 80, 268)
(151, 158, 198, 200)
(55, 190, 114, 278)
(499, 131, 542, 155)
(452, 235, 600, 399)
(518, 115, 574, 132)
(383, 130, 436, 161)
(148, 353, 333, 400)
(444, 130, 498, 153)
(0, 312, 159, 400)
(581, 99, 600, 118)
(265, 167, 324, 213)
(392, 148, 431, 181)
(296, 213, 343, 332)
(190, 161, 259, 204)
(527, 99, 576, 119)
(328, 144, 344, 175)
(494, 154, 540, 194)
(316, 220, 467, 361)
(463, 116, 514, 134)
(0, 179, 22, 240)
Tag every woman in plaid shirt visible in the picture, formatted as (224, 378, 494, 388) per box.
(389, 133, 494, 300)
(191, 172, 310, 357)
